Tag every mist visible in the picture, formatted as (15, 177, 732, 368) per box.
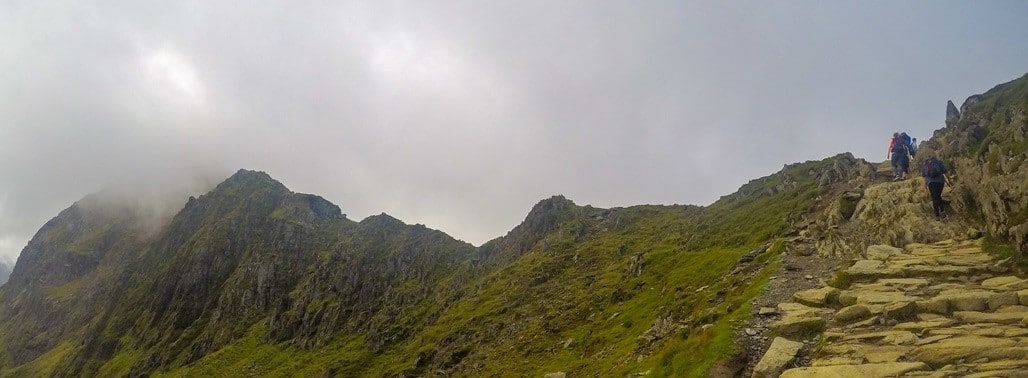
(0, 256, 11, 285)
(2, 1, 1028, 262)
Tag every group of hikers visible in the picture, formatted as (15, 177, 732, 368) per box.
(886, 132, 950, 220)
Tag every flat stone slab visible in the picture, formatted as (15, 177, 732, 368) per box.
(893, 318, 957, 333)
(833, 305, 872, 324)
(979, 346, 1028, 363)
(914, 334, 954, 346)
(866, 245, 904, 260)
(936, 254, 994, 267)
(989, 291, 1020, 310)
(909, 336, 1018, 367)
(936, 290, 994, 312)
(773, 316, 825, 338)
(793, 287, 839, 307)
(752, 337, 804, 378)
(846, 260, 902, 278)
(841, 330, 918, 346)
(778, 302, 827, 317)
(780, 362, 929, 378)
(811, 356, 865, 366)
(845, 290, 920, 305)
(902, 265, 974, 276)
(982, 276, 1028, 292)
(954, 311, 1028, 325)
(977, 359, 1028, 371)
(877, 278, 930, 290)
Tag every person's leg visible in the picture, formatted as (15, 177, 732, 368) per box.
(900, 155, 910, 179)
(928, 182, 945, 218)
(891, 153, 902, 179)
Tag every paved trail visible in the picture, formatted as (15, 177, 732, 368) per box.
(753, 239, 1028, 377)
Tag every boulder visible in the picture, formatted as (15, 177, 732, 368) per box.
(833, 305, 872, 324)
(882, 301, 918, 322)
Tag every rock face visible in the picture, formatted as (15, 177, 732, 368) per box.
(922, 74, 1028, 260)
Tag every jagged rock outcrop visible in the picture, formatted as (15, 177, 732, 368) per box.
(946, 100, 960, 127)
(960, 94, 984, 115)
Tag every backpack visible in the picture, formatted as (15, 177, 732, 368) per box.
(892, 135, 908, 155)
(922, 158, 944, 178)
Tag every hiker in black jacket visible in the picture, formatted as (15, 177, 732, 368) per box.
(921, 154, 950, 219)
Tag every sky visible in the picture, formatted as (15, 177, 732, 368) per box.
(2, 1, 1027, 262)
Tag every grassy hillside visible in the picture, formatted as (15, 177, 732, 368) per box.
(0, 142, 864, 377)
(147, 157, 842, 377)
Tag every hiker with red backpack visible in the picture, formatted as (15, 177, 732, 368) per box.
(887, 132, 912, 180)
(921, 154, 950, 220)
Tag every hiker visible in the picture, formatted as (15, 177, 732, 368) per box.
(901, 132, 916, 157)
(921, 154, 950, 219)
(887, 132, 911, 180)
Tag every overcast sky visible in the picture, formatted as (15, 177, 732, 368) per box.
(2, 1, 1027, 262)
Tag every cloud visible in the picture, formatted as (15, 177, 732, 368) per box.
(2, 1, 1027, 260)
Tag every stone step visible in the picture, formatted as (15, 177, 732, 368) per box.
(780, 362, 928, 377)
(756, 239, 1028, 377)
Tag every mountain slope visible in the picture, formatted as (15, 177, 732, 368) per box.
(0, 156, 861, 377)
(2, 72, 1025, 377)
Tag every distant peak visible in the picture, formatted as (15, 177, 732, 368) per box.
(359, 213, 407, 231)
(218, 169, 289, 192)
(227, 169, 274, 182)
(518, 195, 577, 231)
(529, 195, 576, 215)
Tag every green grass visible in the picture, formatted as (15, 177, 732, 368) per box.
(2, 155, 836, 376)
(1, 340, 77, 377)
(982, 234, 1027, 271)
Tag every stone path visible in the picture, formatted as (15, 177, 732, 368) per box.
(752, 239, 1028, 377)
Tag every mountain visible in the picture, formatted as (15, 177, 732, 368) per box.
(1, 73, 1025, 377)
(0, 261, 10, 285)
